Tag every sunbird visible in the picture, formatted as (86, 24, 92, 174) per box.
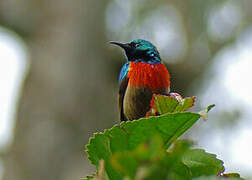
(110, 39, 170, 121)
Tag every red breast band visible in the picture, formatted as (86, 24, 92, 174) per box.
(127, 62, 170, 91)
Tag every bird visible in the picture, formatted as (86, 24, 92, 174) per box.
(110, 39, 170, 121)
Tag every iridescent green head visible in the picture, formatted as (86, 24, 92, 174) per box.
(110, 39, 161, 64)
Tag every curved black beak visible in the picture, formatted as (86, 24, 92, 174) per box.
(109, 41, 131, 51)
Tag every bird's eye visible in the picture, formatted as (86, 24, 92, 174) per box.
(129, 42, 134, 47)
(135, 43, 141, 47)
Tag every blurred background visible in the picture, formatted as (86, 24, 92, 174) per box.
(0, 0, 252, 179)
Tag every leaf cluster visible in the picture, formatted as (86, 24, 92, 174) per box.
(84, 95, 243, 180)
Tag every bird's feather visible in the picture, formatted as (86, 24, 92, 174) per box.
(127, 62, 170, 91)
(119, 62, 130, 83)
(119, 61, 170, 121)
(123, 86, 153, 121)
(119, 76, 129, 121)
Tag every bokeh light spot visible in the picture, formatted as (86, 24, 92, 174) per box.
(0, 27, 29, 151)
(105, 0, 131, 34)
(207, 0, 242, 42)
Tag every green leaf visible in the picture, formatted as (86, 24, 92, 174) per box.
(86, 112, 201, 180)
(110, 137, 192, 180)
(154, 95, 179, 114)
(182, 149, 224, 177)
(150, 95, 196, 115)
(122, 112, 200, 150)
(85, 95, 215, 179)
(222, 173, 241, 178)
(180, 96, 197, 111)
(163, 113, 200, 149)
(221, 173, 244, 180)
(193, 175, 244, 180)
(166, 161, 192, 180)
(206, 104, 215, 112)
(199, 104, 215, 120)
(141, 161, 192, 180)
(110, 151, 138, 178)
(86, 129, 124, 180)
(81, 160, 110, 180)
(110, 136, 164, 179)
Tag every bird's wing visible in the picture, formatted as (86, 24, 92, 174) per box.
(118, 62, 130, 121)
(119, 76, 129, 121)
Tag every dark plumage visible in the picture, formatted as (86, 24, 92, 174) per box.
(110, 39, 170, 121)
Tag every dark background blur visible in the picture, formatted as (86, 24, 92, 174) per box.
(0, 0, 252, 180)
